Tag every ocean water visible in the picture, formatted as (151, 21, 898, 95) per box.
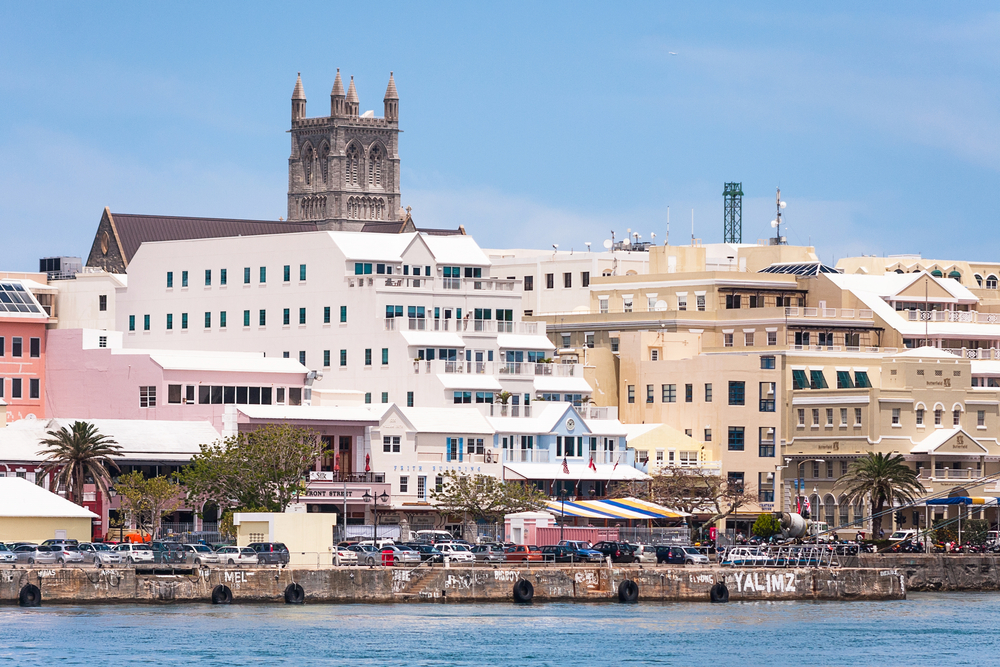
(0, 593, 992, 665)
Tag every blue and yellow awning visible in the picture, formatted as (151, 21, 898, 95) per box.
(545, 497, 687, 519)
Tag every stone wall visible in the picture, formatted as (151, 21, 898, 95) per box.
(860, 554, 1000, 591)
(0, 564, 904, 605)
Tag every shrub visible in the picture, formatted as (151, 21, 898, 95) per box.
(751, 513, 782, 540)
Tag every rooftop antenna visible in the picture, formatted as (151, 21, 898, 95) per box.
(666, 206, 670, 245)
(585, 241, 591, 252)
(723, 182, 743, 243)
(770, 187, 787, 245)
(691, 209, 695, 246)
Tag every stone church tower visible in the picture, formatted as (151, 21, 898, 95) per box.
(287, 70, 401, 230)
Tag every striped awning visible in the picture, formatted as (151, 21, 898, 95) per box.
(545, 497, 687, 519)
(925, 497, 1000, 506)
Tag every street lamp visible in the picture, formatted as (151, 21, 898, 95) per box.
(362, 490, 390, 544)
(786, 458, 824, 518)
(557, 488, 570, 542)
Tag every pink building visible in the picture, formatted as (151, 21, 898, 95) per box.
(45, 329, 309, 431)
(0, 278, 52, 423)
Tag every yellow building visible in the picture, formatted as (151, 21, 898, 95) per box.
(0, 476, 97, 543)
(234, 511, 341, 565)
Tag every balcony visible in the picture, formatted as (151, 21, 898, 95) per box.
(411, 360, 584, 379)
(308, 471, 386, 483)
(456, 320, 541, 334)
(917, 468, 983, 481)
(407, 318, 426, 330)
(479, 403, 533, 418)
(502, 449, 550, 463)
(784, 307, 874, 320)
(499, 362, 581, 377)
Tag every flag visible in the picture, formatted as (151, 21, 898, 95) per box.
(562, 457, 570, 475)
(588, 457, 597, 472)
(334, 456, 340, 473)
(365, 453, 371, 472)
(613, 456, 620, 471)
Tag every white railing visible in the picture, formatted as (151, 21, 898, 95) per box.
(473, 279, 517, 292)
(432, 319, 451, 331)
(456, 320, 539, 334)
(503, 449, 550, 463)
(408, 318, 426, 330)
(479, 403, 533, 418)
(905, 309, 1000, 324)
(918, 468, 982, 481)
(442, 278, 461, 290)
(384, 318, 396, 331)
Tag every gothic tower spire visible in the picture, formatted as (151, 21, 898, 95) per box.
(383, 71, 398, 121)
(330, 68, 346, 117)
(291, 72, 306, 121)
(345, 76, 359, 116)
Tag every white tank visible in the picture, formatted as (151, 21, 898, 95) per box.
(777, 512, 809, 539)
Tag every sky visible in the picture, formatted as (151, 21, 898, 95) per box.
(0, 2, 998, 271)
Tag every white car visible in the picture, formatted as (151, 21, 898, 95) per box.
(215, 546, 259, 565)
(332, 546, 358, 564)
(115, 542, 155, 564)
(79, 543, 123, 566)
(629, 543, 657, 564)
(183, 544, 221, 565)
(435, 543, 475, 563)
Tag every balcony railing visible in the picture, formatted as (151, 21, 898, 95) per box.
(502, 449, 550, 463)
(408, 318, 426, 330)
(917, 468, 982, 481)
(784, 307, 874, 320)
(481, 403, 533, 418)
(456, 320, 540, 334)
(941, 347, 999, 360)
(412, 360, 583, 378)
(308, 471, 386, 483)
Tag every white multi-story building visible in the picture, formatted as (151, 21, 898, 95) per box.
(114, 230, 592, 410)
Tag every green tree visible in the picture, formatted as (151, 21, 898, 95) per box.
(752, 513, 782, 540)
(38, 421, 122, 505)
(644, 467, 756, 526)
(113, 471, 182, 538)
(835, 453, 923, 539)
(431, 472, 547, 522)
(962, 519, 989, 546)
(177, 424, 321, 514)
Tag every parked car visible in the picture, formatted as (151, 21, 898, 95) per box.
(248, 542, 290, 565)
(42, 538, 80, 547)
(355, 539, 396, 549)
(540, 545, 579, 563)
(406, 543, 445, 562)
(79, 542, 123, 566)
(414, 530, 456, 543)
(348, 544, 380, 566)
(182, 543, 220, 565)
(150, 541, 189, 565)
(14, 544, 58, 565)
(656, 545, 708, 565)
(115, 542, 155, 564)
(380, 545, 421, 566)
(470, 545, 506, 563)
(331, 546, 358, 564)
(557, 541, 604, 562)
(592, 541, 636, 564)
(0, 543, 16, 564)
(215, 546, 259, 565)
(629, 543, 657, 564)
(436, 542, 476, 563)
(505, 544, 543, 562)
(49, 543, 86, 564)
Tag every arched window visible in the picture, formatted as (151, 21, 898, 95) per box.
(987, 275, 998, 290)
(838, 495, 849, 527)
(368, 144, 384, 188)
(810, 494, 821, 520)
(303, 143, 314, 185)
(319, 143, 330, 183)
(975, 274, 984, 287)
(345, 144, 361, 186)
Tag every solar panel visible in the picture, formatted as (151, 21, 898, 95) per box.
(0, 282, 43, 314)
(758, 262, 841, 276)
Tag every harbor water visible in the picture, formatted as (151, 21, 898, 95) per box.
(0, 592, 993, 665)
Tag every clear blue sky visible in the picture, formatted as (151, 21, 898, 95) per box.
(1, 2, 997, 270)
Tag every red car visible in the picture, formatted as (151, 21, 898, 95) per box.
(505, 545, 543, 562)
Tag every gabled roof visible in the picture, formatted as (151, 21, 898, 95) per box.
(391, 406, 494, 434)
(0, 477, 98, 519)
(910, 427, 988, 454)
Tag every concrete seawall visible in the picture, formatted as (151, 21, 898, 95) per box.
(0, 565, 904, 605)
(861, 554, 1000, 592)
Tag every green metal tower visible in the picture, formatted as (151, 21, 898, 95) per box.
(723, 182, 743, 244)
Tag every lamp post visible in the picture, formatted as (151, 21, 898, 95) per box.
(558, 488, 569, 542)
(363, 490, 390, 544)
(792, 458, 824, 518)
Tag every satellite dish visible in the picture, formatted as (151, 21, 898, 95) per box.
(655, 300, 668, 311)
(770, 220, 778, 228)
(622, 237, 631, 245)
(603, 239, 613, 249)
(779, 201, 787, 209)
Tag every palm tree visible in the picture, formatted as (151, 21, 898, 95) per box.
(38, 421, 122, 506)
(836, 452, 923, 538)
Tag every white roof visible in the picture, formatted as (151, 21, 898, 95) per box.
(488, 403, 625, 436)
(0, 477, 98, 518)
(892, 346, 961, 360)
(144, 350, 308, 374)
(971, 360, 1000, 375)
(623, 423, 663, 440)
(504, 462, 649, 482)
(496, 333, 556, 351)
(910, 428, 988, 454)
(401, 331, 466, 348)
(0, 418, 220, 463)
(236, 406, 380, 423)
(328, 231, 416, 262)
(437, 375, 504, 391)
(420, 234, 490, 266)
(395, 407, 494, 434)
(533, 376, 593, 394)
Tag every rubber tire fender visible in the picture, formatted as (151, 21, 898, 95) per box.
(512, 579, 534, 603)
(710, 582, 729, 603)
(284, 583, 305, 605)
(18, 584, 41, 607)
(211, 584, 233, 605)
(618, 579, 639, 603)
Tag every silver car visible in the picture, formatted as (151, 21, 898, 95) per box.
(215, 546, 259, 565)
(14, 544, 58, 565)
(78, 543, 123, 566)
(0, 543, 16, 564)
(49, 544, 86, 564)
(115, 542, 155, 564)
(471, 545, 506, 563)
(183, 544, 220, 565)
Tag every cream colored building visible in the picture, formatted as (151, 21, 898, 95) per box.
(0, 476, 98, 543)
(234, 511, 341, 565)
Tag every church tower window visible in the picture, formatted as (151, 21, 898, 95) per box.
(346, 144, 361, 186)
(368, 144, 384, 188)
(303, 144, 314, 185)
